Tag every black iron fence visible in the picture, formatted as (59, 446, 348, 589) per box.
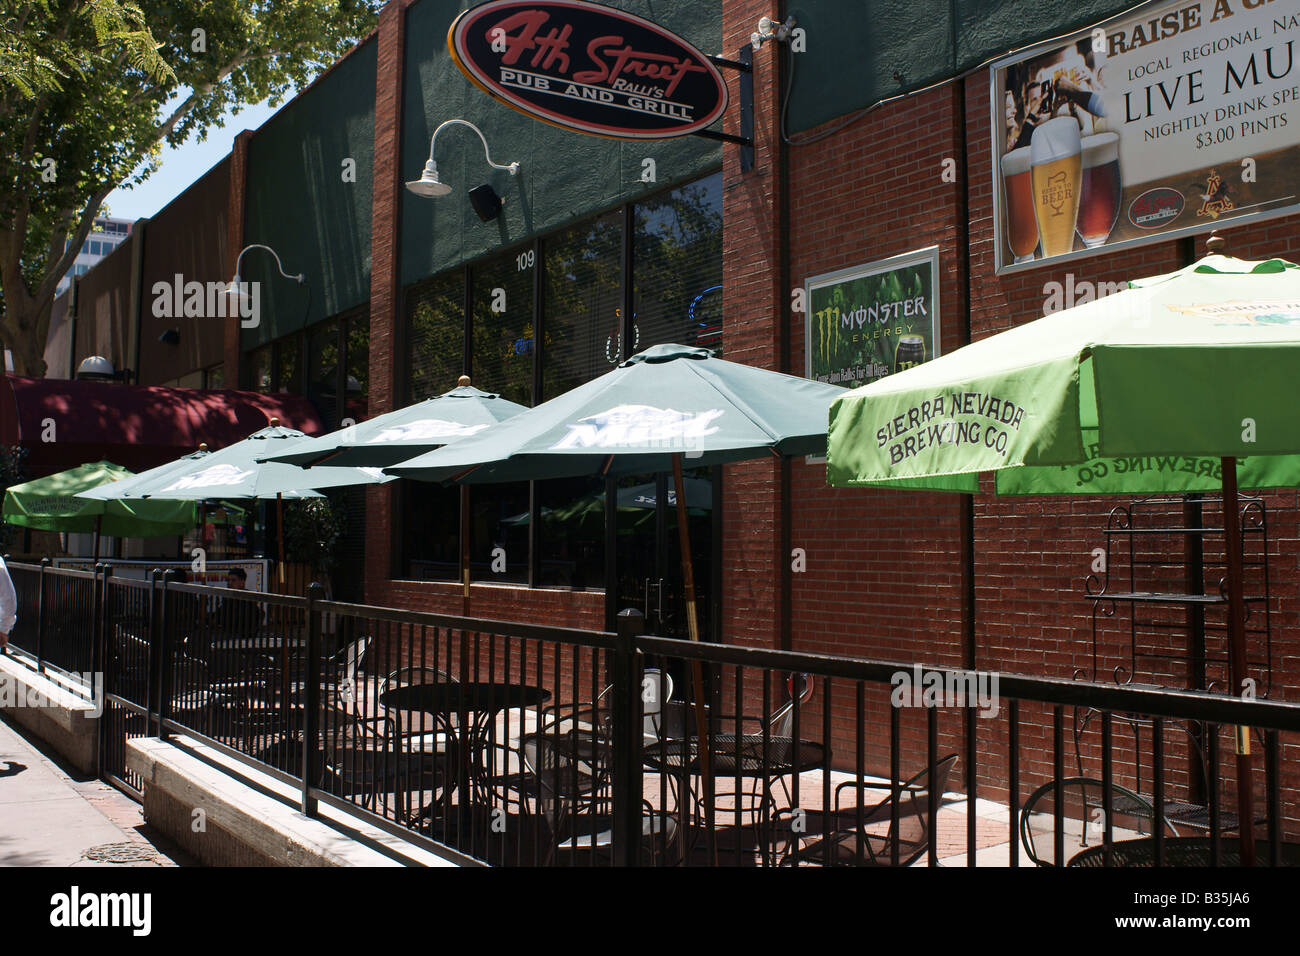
(5, 560, 1300, 867)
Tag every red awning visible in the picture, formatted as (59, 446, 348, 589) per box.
(0, 376, 325, 477)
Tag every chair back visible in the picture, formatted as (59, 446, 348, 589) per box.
(886, 754, 958, 865)
(523, 731, 611, 849)
(640, 668, 673, 742)
(769, 672, 814, 737)
(1019, 776, 1161, 866)
(336, 635, 372, 705)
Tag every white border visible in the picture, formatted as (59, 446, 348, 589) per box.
(803, 245, 941, 463)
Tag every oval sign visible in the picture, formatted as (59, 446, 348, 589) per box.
(1127, 186, 1186, 230)
(448, 0, 728, 140)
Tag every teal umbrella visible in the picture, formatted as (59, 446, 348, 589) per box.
(77, 447, 212, 502)
(258, 376, 528, 468)
(387, 343, 848, 857)
(113, 421, 393, 500)
(386, 345, 845, 483)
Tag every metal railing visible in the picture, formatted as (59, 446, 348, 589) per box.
(5, 560, 1299, 867)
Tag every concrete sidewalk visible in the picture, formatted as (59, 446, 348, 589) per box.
(0, 714, 189, 867)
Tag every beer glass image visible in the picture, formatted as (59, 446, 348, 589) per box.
(1077, 131, 1121, 248)
(894, 334, 926, 374)
(1001, 146, 1039, 262)
(1029, 117, 1083, 259)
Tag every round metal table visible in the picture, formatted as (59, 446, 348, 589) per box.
(1068, 836, 1300, 867)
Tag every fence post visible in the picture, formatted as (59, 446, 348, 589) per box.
(146, 569, 161, 736)
(612, 608, 645, 866)
(36, 556, 49, 673)
(157, 569, 177, 741)
(302, 582, 324, 817)
(95, 564, 114, 779)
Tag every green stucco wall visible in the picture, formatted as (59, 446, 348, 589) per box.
(399, 0, 722, 288)
(242, 38, 377, 350)
(785, 1, 1146, 132)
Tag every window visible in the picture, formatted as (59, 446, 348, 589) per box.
(397, 172, 722, 592)
(405, 271, 464, 403)
(307, 321, 340, 428)
(249, 346, 273, 394)
(471, 244, 535, 407)
(543, 211, 623, 399)
(634, 174, 723, 354)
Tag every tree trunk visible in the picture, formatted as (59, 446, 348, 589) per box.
(0, 293, 52, 377)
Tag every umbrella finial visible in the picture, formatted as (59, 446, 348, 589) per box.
(458, 374, 471, 387)
(270, 417, 280, 428)
(198, 443, 208, 452)
(1207, 231, 1227, 255)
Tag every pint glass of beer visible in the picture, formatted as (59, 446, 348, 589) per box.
(1030, 117, 1083, 259)
(1077, 131, 1121, 248)
(1000, 146, 1039, 262)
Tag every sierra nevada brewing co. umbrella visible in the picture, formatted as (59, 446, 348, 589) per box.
(826, 238, 1300, 864)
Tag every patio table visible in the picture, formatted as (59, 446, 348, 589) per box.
(1068, 836, 1300, 867)
(643, 733, 826, 864)
(378, 682, 550, 807)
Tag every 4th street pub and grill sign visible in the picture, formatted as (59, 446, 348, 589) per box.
(448, 0, 728, 138)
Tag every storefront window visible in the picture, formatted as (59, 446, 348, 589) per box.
(471, 244, 535, 407)
(249, 346, 273, 393)
(405, 271, 464, 403)
(394, 172, 720, 592)
(634, 173, 723, 354)
(277, 336, 301, 394)
(344, 315, 368, 423)
(307, 320, 340, 427)
(543, 210, 623, 400)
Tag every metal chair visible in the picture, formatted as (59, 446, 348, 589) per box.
(318, 708, 456, 822)
(777, 754, 958, 866)
(1019, 776, 1174, 866)
(520, 729, 678, 866)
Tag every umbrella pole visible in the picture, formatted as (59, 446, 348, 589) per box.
(673, 454, 716, 861)
(92, 515, 101, 561)
(1221, 456, 1256, 865)
(461, 485, 471, 604)
(276, 492, 286, 592)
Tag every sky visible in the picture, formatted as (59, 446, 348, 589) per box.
(102, 95, 286, 222)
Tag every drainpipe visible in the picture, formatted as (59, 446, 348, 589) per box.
(777, 0, 792, 652)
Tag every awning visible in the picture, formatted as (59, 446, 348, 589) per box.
(0, 375, 324, 477)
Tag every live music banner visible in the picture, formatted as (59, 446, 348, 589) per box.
(991, 0, 1300, 273)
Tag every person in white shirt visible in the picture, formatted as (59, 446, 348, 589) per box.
(0, 555, 16, 654)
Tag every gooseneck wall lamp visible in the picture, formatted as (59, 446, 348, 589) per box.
(223, 243, 305, 297)
(406, 119, 521, 200)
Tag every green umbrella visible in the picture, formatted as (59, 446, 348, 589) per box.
(258, 376, 528, 468)
(3, 461, 197, 552)
(826, 246, 1300, 865)
(388, 343, 848, 858)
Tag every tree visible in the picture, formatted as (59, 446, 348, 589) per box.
(0, 1, 380, 377)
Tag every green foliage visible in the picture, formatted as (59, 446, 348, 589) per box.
(0, 1, 381, 375)
(283, 496, 344, 574)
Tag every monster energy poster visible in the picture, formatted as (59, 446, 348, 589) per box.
(805, 247, 940, 389)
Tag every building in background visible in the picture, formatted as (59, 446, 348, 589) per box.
(54, 217, 133, 295)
